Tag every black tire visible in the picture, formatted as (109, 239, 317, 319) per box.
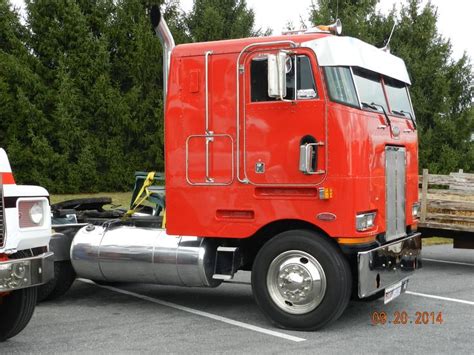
(0, 287, 37, 342)
(37, 261, 76, 302)
(251, 230, 352, 330)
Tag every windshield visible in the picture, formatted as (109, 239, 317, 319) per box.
(352, 67, 388, 112)
(324, 66, 414, 118)
(384, 77, 413, 115)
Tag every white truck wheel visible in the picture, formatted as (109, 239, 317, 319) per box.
(0, 287, 38, 342)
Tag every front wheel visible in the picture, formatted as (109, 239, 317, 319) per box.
(0, 287, 38, 342)
(251, 230, 352, 330)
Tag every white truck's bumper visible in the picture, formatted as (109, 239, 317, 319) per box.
(0, 252, 54, 292)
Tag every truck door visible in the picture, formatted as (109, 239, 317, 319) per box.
(239, 48, 327, 185)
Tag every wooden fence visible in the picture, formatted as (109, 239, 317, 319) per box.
(419, 169, 474, 248)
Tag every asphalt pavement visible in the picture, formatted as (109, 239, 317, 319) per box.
(2, 243, 473, 354)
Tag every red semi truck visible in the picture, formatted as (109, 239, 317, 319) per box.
(48, 8, 422, 330)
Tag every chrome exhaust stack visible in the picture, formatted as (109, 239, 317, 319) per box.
(150, 6, 175, 102)
(71, 222, 221, 287)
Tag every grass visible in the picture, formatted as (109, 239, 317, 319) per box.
(422, 237, 453, 246)
(50, 192, 132, 209)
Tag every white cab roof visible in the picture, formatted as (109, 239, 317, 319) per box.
(303, 36, 411, 85)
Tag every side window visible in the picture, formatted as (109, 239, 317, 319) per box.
(250, 55, 317, 102)
(250, 57, 273, 102)
(296, 56, 318, 100)
(352, 67, 388, 112)
(323, 66, 359, 107)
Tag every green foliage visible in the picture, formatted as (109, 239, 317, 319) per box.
(311, 0, 473, 173)
(185, 0, 259, 42)
(1, 0, 261, 192)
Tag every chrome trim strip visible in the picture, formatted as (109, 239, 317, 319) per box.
(205, 50, 212, 134)
(350, 66, 363, 110)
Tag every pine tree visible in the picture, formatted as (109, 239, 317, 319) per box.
(185, 0, 259, 42)
(0, 0, 53, 187)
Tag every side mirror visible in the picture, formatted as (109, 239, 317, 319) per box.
(267, 51, 287, 99)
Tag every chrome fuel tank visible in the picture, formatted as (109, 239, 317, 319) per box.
(71, 222, 220, 287)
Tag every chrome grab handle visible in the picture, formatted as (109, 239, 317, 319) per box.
(299, 142, 325, 175)
(205, 131, 214, 182)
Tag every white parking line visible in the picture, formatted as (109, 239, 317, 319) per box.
(78, 279, 306, 343)
(406, 291, 474, 306)
(223, 280, 251, 285)
(422, 258, 474, 267)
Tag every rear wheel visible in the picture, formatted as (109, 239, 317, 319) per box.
(251, 230, 352, 330)
(37, 261, 76, 302)
(0, 287, 37, 342)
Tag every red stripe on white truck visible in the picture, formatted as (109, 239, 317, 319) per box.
(1, 172, 15, 185)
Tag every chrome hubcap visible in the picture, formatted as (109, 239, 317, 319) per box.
(267, 250, 326, 314)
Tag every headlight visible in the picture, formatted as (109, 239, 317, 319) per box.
(356, 212, 376, 232)
(30, 203, 44, 224)
(412, 202, 421, 219)
(19, 199, 46, 228)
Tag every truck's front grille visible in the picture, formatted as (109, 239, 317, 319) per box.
(0, 186, 5, 248)
(385, 146, 406, 241)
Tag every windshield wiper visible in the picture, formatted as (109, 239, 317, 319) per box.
(361, 102, 378, 111)
(369, 102, 392, 130)
(391, 109, 405, 117)
(400, 110, 417, 130)
(392, 109, 417, 130)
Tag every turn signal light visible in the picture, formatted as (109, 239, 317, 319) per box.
(412, 202, 421, 219)
(318, 187, 333, 200)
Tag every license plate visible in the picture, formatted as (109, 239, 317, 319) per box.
(384, 279, 409, 304)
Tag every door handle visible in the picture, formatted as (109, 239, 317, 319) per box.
(299, 142, 325, 175)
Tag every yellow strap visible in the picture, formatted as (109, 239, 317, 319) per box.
(161, 209, 166, 228)
(125, 171, 156, 217)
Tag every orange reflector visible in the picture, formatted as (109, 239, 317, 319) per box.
(318, 187, 333, 200)
(337, 236, 377, 245)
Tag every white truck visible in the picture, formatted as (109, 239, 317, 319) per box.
(0, 148, 53, 341)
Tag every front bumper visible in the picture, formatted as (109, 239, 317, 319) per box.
(358, 233, 421, 298)
(0, 252, 54, 292)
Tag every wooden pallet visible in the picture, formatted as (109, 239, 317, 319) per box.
(419, 169, 474, 248)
